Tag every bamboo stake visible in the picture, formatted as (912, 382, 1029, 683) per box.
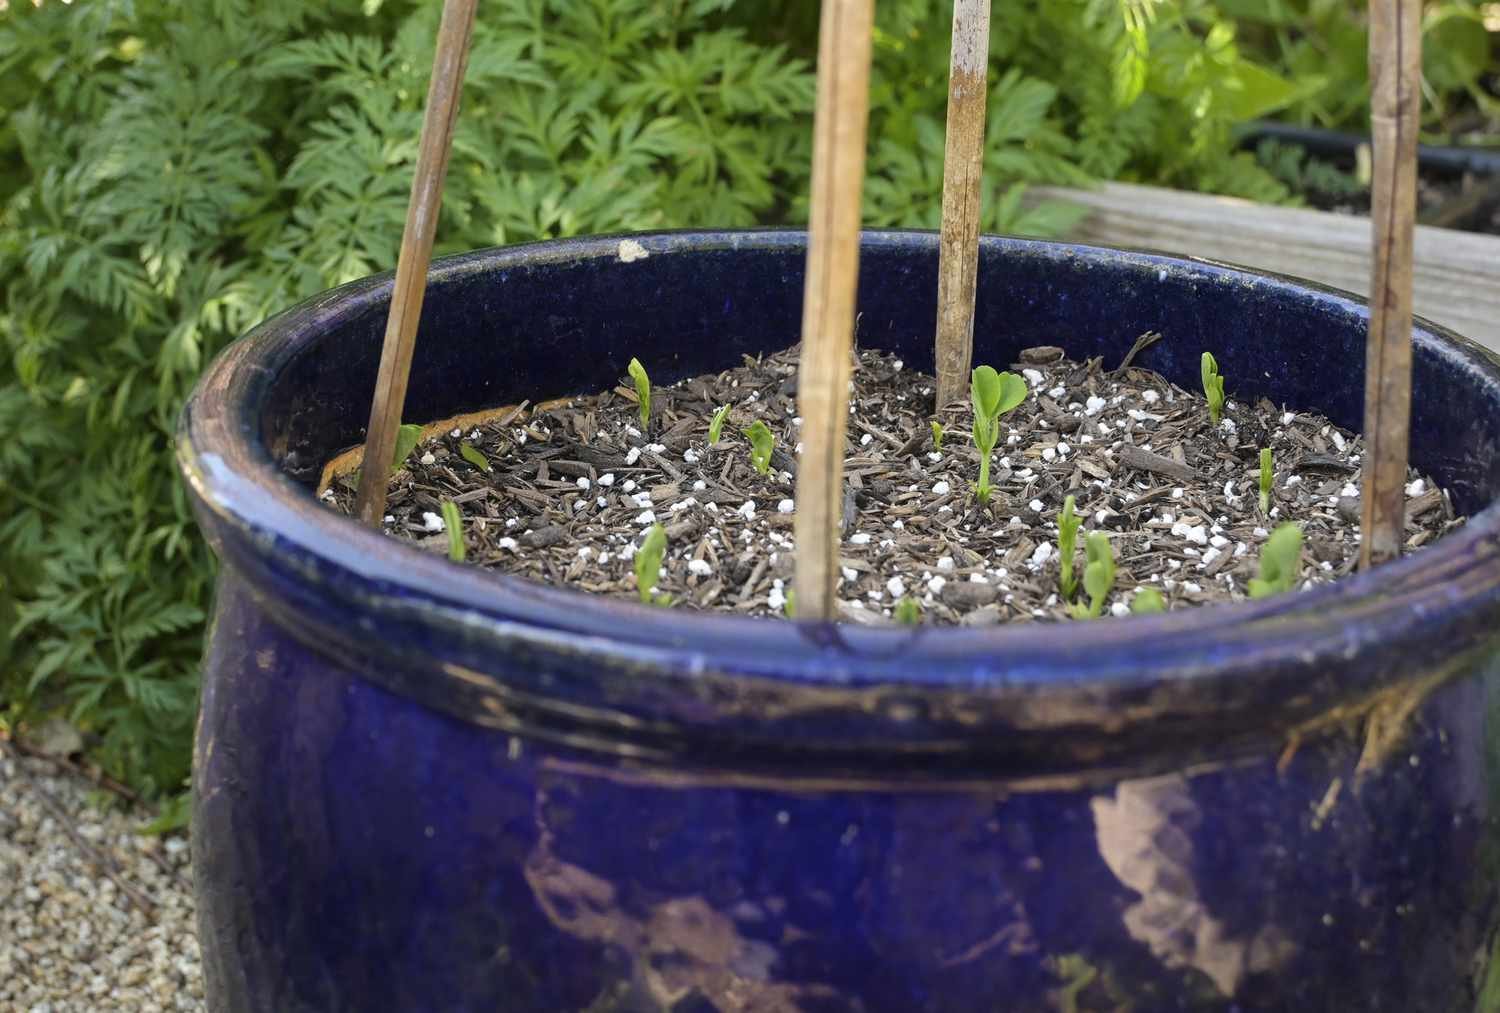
(793, 0, 876, 620)
(1359, 0, 1420, 569)
(354, 0, 479, 526)
(933, 0, 992, 411)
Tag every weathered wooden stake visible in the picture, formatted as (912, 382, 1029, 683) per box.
(793, 0, 876, 620)
(354, 0, 479, 527)
(1359, 0, 1421, 569)
(933, 0, 992, 410)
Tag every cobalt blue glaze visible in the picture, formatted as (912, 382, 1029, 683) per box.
(178, 231, 1500, 1011)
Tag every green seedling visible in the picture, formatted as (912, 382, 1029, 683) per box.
(440, 500, 465, 562)
(970, 365, 1028, 503)
(743, 420, 775, 475)
(1201, 351, 1226, 425)
(1052, 954, 1100, 1013)
(1070, 532, 1115, 619)
(1258, 447, 1272, 514)
(460, 442, 491, 473)
(930, 420, 945, 452)
(1057, 495, 1082, 600)
(708, 404, 730, 444)
(1131, 587, 1166, 614)
(138, 793, 191, 836)
(783, 588, 796, 619)
(894, 596, 922, 625)
(391, 423, 424, 475)
(634, 523, 669, 605)
(627, 357, 651, 431)
(1249, 523, 1302, 599)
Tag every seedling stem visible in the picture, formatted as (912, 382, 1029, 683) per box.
(1259, 448, 1273, 515)
(744, 421, 775, 475)
(391, 423, 424, 475)
(709, 405, 730, 444)
(894, 596, 922, 625)
(1058, 495, 1081, 600)
(635, 523, 669, 605)
(1069, 532, 1115, 619)
(1249, 523, 1303, 598)
(627, 357, 652, 432)
(1201, 352, 1226, 426)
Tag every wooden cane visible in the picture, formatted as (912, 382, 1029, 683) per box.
(1359, 0, 1421, 569)
(793, 0, 876, 620)
(354, 0, 479, 526)
(933, 0, 992, 411)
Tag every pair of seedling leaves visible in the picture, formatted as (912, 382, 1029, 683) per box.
(970, 365, 1029, 504)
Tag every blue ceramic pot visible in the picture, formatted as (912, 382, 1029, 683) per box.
(178, 231, 1500, 1012)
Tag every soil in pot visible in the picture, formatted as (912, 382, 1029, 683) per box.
(325, 338, 1462, 626)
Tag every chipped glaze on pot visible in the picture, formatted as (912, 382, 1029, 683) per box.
(178, 231, 1500, 1011)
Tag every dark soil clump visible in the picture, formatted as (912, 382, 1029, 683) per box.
(327, 341, 1462, 626)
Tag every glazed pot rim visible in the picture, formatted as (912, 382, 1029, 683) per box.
(178, 228, 1500, 776)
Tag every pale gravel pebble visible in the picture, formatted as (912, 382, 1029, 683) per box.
(0, 750, 203, 1012)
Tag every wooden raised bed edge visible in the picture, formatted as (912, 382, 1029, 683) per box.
(1032, 180, 1500, 355)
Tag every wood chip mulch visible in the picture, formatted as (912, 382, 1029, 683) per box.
(326, 340, 1462, 627)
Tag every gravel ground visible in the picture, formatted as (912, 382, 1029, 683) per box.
(0, 744, 203, 1012)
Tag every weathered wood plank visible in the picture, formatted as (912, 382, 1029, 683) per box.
(1033, 181, 1500, 353)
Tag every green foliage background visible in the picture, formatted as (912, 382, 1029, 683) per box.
(1224, 0, 1498, 134)
(0, 0, 1492, 798)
